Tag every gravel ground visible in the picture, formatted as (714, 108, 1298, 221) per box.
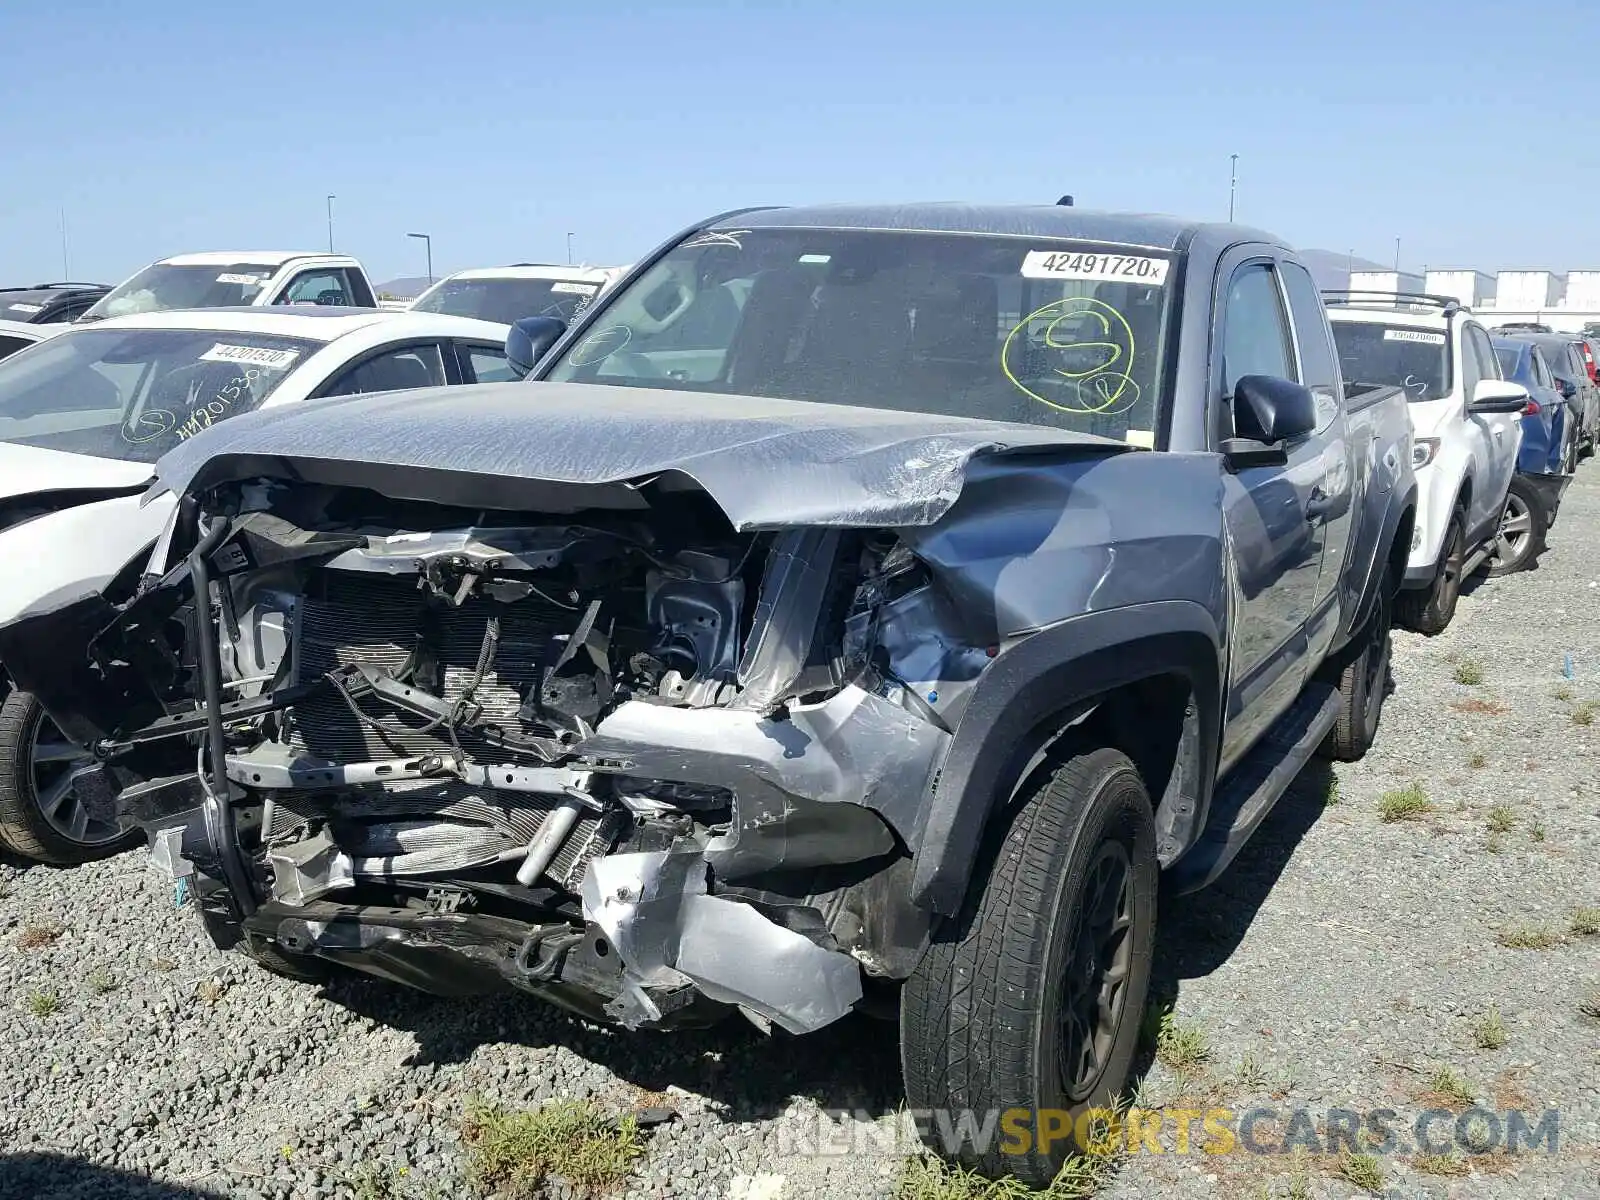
(2, 475, 1599, 1200)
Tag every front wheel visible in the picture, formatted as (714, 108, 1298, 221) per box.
(1486, 477, 1549, 577)
(0, 690, 139, 864)
(901, 746, 1157, 1186)
(1395, 510, 1464, 637)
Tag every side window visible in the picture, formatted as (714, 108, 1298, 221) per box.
(0, 334, 33, 360)
(280, 270, 351, 306)
(319, 344, 447, 397)
(1535, 352, 1552, 389)
(461, 343, 517, 384)
(1220, 263, 1294, 395)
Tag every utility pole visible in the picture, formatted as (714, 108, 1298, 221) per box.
(1228, 154, 1239, 222)
(1394, 237, 1401, 271)
(566, 232, 575, 266)
(59, 208, 70, 279)
(326, 195, 336, 252)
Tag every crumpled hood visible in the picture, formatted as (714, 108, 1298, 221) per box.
(0, 440, 154, 504)
(148, 381, 1125, 529)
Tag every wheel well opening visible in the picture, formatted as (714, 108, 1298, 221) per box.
(1388, 507, 1415, 587)
(1075, 674, 1195, 856)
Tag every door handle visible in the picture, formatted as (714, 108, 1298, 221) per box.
(1305, 488, 1334, 522)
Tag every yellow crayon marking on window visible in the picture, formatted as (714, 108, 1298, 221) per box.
(1002, 296, 1142, 416)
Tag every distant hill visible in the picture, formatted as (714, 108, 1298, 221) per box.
(373, 276, 436, 300)
(1301, 248, 1388, 291)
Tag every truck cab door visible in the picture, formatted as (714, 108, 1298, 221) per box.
(1212, 257, 1329, 773)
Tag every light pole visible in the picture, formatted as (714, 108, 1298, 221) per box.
(326, 195, 336, 252)
(407, 232, 433, 285)
(566, 232, 575, 266)
(1228, 154, 1239, 222)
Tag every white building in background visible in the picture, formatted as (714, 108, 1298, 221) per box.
(1564, 270, 1600, 310)
(1494, 270, 1565, 309)
(1424, 269, 1496, 307)
(1349, 269, 1426, 294)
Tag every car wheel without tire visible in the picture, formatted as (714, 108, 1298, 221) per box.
(1318, 578, 1392, 762)
(1395, 510, 1464, 636)
(0, 690, 139, 864)
(1486, 477, 1548, 577)
(901, 745, 1157, 1186)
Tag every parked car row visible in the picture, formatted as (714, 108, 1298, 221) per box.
(0, 203, 1569, 1184)
(1324, 291, 1595, 622)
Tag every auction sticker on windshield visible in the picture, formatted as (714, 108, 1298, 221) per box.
(7, 303, 43, 314)
(1383, 329, 1446, 345)
(1021, 250, 1170, 285)
(550, 282, 599, 295)
(199, 344, 300, 369)
(216, 273, 265, 286)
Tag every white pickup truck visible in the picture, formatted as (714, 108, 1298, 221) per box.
(1326, 292, 1527, 634)
(79, 252, 378, 320)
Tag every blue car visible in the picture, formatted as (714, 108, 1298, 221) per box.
(1489, 337, 1573, 574)
(1493, 337, 1571, 477)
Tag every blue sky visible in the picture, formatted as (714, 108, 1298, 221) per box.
(2, 0, 1593, 285)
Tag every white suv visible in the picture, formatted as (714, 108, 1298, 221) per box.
(1326, 292, 1528, 635)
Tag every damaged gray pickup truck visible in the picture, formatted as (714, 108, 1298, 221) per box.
(0, 206, 1415, 1183)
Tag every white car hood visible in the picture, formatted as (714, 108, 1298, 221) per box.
(0, 440, 155, 503)
(0, 492, 175, 627)
(1405, 398, 1457, 440)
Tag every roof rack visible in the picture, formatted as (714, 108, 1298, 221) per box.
(1321, 289, 1465, 316)
(40, 281, 107, 290)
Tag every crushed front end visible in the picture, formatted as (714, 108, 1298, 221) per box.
(22, 480, 991, 1035)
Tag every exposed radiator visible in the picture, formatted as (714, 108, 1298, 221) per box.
(276, 571, 615, 890)
(291, 571, 565, 763)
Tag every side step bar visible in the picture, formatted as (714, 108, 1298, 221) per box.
(1166, 682, 1340, 894)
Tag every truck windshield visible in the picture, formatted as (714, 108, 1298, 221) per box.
(1330, 321, 1451, 401)
(542, 228, 1176, 444)
(81, 264, 279, 320)
(412, 277, 602, 326)
(0, 327, 316, 463)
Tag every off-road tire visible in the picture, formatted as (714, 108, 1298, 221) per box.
(901, 746, 1157, 1186)
(1486, 476, 1548, 577)
(1395, 510, 1464, 636)
(1317, 579, 1392, 762)
(0, 690, 139, 864)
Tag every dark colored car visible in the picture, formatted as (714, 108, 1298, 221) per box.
(1503, 332, 1597, 460)
(1490, 337, 1572, 573)
(0, 283, 111, 324)
(1, 205, 1418, 1186)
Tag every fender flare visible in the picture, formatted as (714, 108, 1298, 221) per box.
(909, 600, 1223, 915)
(1351, 482, 1417, 634)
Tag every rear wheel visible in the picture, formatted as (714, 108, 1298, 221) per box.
(1486, 477, 1548, 577)
(1318, 579, 1392, 762)
(1395, 511, 1464, 636)
(901, 746, 1157, 1186)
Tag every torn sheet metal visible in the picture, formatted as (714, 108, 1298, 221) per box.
(579, 850, 863, 1035)
(146, 382, 1123, 530)
(581, 684, 948, 854)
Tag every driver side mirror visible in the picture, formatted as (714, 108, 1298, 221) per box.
(1469, 379, 1530, 414)
(505, 316, 567, 379)
(1221, 375, 1318, 469)
(1555, 377, 1577, 401)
